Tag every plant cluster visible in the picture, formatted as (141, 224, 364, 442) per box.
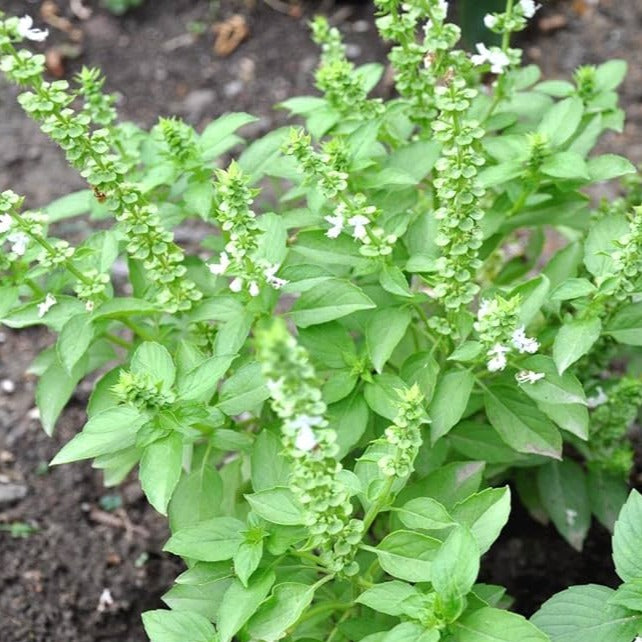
(2, 1, 642, 640)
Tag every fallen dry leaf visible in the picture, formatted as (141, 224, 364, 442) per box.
(212, 14, 249, 57)
(538, 13, 568, 33)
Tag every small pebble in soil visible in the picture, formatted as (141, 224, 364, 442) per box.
(1, 379, 16, 394)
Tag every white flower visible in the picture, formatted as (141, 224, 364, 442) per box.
(17, 15, 49, 42)
(348, 214, 370, 240)
(587, 386, 608, 409)
(471, 43, 511, 74)
(477, 298, 496, 320)
(289, 414, 324, 431)
(264, 264, 288, 290)
(85, 300, 95, 313)
(294, 424, 318, 452)
(438, 0, 449, 14)
(515, 370, 545, 384)
(565, 508, 578, 527)
(208, 251, 230, 276)
(484, 13, 498, 29)
(0, 213, 12, 234)
(511, 326, 539, 354)
(37, 293, 57, 318)
(248, 281, 260, 297)
(487, 344, 509, 372)
(8, 231, 29, 256)
(519, 0, 541, 18)
(325, 207, 345, 238)
(229, 277, 243, 293)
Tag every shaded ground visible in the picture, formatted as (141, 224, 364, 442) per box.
(1, 0, 641, 640)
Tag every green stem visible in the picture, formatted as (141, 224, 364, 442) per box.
(502, 0, 515, 52)
(362, 476, 395, 532)
(104, 332, 132, 349)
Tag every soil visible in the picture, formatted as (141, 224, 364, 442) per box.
(0, 0, 641, 640)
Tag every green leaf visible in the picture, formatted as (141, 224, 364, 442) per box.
(400, 461, 485, 510)
(91, 297, 160, 320)
(432, 525, 480, 603)
(245, 487, 305, 525)
(449, 422, 526, 465)
(184, 179, 214, 218)
(452, 487, 511, 554)
(366, 307, 412, 373)
(541, 152, 590, 180)
(613, 490, 642, 583)
(218, 362, 269, 415)
(538, 96, 584, 146)
(394, 497, 454, 531)
(290, 279, 375, 328)
(606, 302, 642, 346)
(356, 581, 419, 617)
(200, 112, 258, 154)
(169, 463, 223, 531)
(247, 582, 316, 641)
(537, 460, 590, 551)
(382, 623, 439, 642)
(131, 342, 175, 391)
(140, 432, 184, 515)
(478, 162, 523, 188)
(588, 154, 636, 181)
(364, 373, 409, 421)
(57, 313, 94, 374)
(51, 407, 146, 465)
(251, 431, 291, 492)
(43, 189, 92, 222)
(485, 385, 562, 459)
(549, 278, 597, 301)
(430, 370, 474, 443)
(595, 59, 628, 92)
(328, 393, 370, 458)
(218, 571, 275, 642)
(234, 539, 263, 587)
(37, 355, 86, 436)
(532, 584, 642, 642)
(299, 322, 356, 369)
(177, 354, 235, 402)
(238, 128, 289, 181)
(162, 578, 232, 622)
(142, 609, 217, 642)
(584, 214, 629, 278)
(164, 517, 245, 561)
(379, 264, 414, 298)
(553, 318, 601, 374)
(587, 467, 628, 532)
(608, 580, 642, 612)
(457, 607, 548, 641)
(372, 530, 441, 583)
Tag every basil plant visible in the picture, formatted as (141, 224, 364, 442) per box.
(1, 1, 642, 640)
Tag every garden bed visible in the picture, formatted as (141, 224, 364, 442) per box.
(1, 0, 641, 640)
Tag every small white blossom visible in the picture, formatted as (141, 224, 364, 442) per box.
(477, 298, 496, 320)
(484, 13, 498, 29)
(519, 0, 541, 18)
(294, 424, 319, 452)
(487, 344, 509, 372)
(289, 414, 324, 431)
(438, 0, 449, 14)
(85, 300, 95, 313)
(0, 213, 12, 234)
(17, 15, 49, 42)
(471, 43, 511, 74)
(348, 214, 370, 241)
(511, 326, 539, 354)
(264, 264, 288, 290)
(96, 588, 115, 613)
(208, 251, 230, 276)
(565, 508, 578, 527)
(515, 370, 545, 384)
(325, 207, 345, 239)
(9, 231, 29, 256)
(229, 277, 243, 293)
(248, 281, 260, 297)
(37, 293, 57, 318)
(587, 386, 608, 409)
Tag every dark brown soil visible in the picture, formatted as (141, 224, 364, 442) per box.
(1, 0, 641, 640)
